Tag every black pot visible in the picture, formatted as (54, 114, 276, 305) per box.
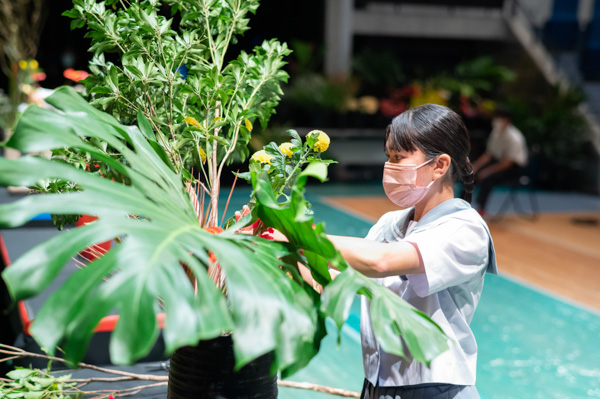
(167, 335, 277, 399)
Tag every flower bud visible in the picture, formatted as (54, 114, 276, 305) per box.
(251, 150, 273, 165)
(279, 142, 294, 157)
(198, 147, 207, 164)
(308, 130, 330, 152)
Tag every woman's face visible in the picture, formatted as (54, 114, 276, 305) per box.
(385, 146, 436, 188)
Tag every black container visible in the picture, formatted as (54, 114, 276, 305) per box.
(167, 335, 277, 399)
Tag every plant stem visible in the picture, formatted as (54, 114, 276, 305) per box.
(276, 148, 310, 199)
(209, 104, 221, 227)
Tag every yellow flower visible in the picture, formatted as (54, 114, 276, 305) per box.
(279, 142, 294, 157)
(251, 150, 273, 165)
(308, 130, 330, 152)
(18, 60, 27, 70)
(244, 118, 253, 131)
(198, 147, 207, 163)
(184, 116, 201, 128)
(29, 60, 39, 70)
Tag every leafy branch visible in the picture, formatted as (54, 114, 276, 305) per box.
(60, 0, 291, 227)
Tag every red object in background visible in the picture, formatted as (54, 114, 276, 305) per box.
(63, 68, 90, 82)
(379, 99, 408, 118)
(460, 95, 478, 118)
(1, 233, 164, 337)
(76, 215, 112, 260)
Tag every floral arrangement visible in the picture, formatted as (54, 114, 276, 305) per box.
(243, 129, 333, 204)
(0, 0, 450, 382)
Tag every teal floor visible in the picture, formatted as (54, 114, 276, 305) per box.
(220, 183, 600, 399)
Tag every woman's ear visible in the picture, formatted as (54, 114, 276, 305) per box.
(433, 154, 452, 180)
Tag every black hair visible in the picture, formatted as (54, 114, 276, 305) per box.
(384, 104, 475, 203)
(493, 105, 513, 120)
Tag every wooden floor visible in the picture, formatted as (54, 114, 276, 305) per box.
(322, 196, 600, 311)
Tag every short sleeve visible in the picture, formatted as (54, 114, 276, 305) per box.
(507, 131, 528, 166)
(405, 218, 489, 297)
(365, 209, 412, 243)
(365, 215, 387, 241)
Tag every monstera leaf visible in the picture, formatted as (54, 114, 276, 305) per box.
(0, 86, 449, 377)
(0, 87, 319, 374)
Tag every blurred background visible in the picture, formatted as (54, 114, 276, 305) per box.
(1, 1, 600, 398)
(2, 0, 600, 192)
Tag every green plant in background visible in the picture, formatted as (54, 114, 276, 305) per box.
(0, 1, 46, 131)
(452, 56, 515, 97)
(286, 74, 350, 115)
(505, 85, 589, 167)
(352, 48, 405, 91)
(289, 40, 323, 76)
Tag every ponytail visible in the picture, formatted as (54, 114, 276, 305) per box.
(457, 157, 475, 203)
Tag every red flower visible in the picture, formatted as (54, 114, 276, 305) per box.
(459, 95, 477, 118)
(31, 72, 46, 82)
(258, 227, 275, 240)
(204, 226, 224, 263)
(204, 226, 224, 235)
(64, 68, 90, 82)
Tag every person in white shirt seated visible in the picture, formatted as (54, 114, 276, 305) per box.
(471, 107, 528, 217)
(321, 104, 498, 399)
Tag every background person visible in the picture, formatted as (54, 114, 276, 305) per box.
(471, 107, 528, 216)
(320, 104, 498, 399)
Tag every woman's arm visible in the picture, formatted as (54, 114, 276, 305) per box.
(298, 262, 339, 293)
(328, 235, 424, 278)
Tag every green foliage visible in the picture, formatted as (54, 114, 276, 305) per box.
(62, 0, 290, 172)
(0, 0, 450, 377)
(1, 87, 449, 374)
(286, 74, 349, 113)
(352, 48, 405, 89)
(0, 89, 12, 130)
(438, 56, 515, 99)
(32, 0, 292, 228)
(238, 129, 336, 206)
(0, 367, 79, 399)
(505, 85, 589, 167)
(289, 40, 323, 76)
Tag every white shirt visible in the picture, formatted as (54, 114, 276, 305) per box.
(361, 199, 497, 387)
(486, 124, 528, 167)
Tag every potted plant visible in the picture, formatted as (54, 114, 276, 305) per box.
(0, 0, 449, 396)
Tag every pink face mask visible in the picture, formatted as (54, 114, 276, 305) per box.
(383, 158, 436, 208)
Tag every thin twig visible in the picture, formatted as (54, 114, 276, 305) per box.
(220, 170, 239, 227)
(74, 381, 168, 399)
(0, 355, 20, 363)
(277, 380, 360, 398)
(0, 345, 167, 382)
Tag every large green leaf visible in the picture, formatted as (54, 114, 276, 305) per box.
(320, 268, 449, 366)
(0, 87, 320, 374)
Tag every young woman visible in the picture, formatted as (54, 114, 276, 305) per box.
(328, 104, 498, 398)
